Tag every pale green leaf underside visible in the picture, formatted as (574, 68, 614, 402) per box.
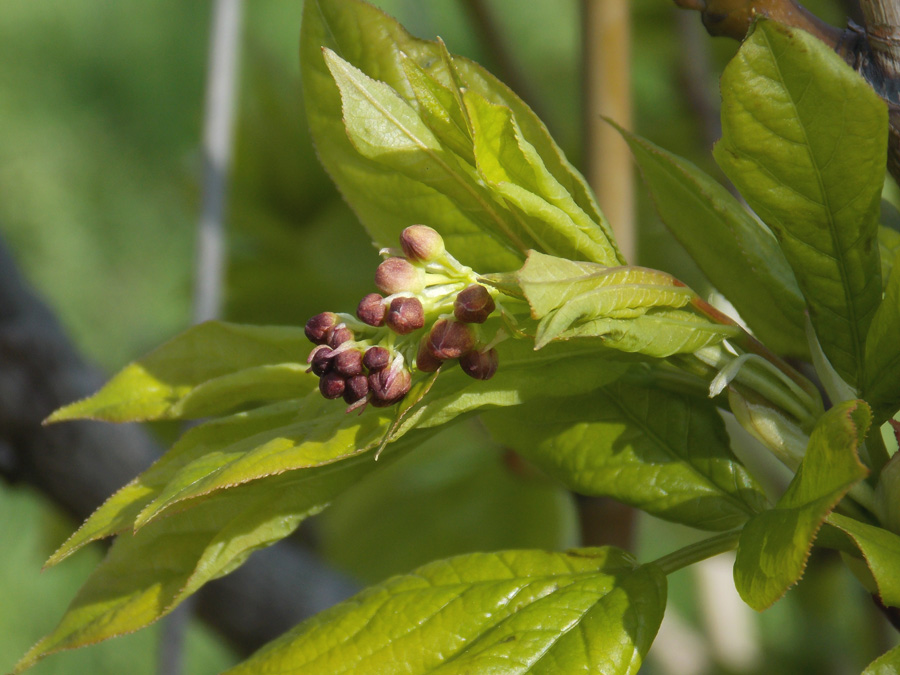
(734, 400, 870, 610)
(715, 20, 885, 388)
(485, 379, 767, 531)
(47, 321, 313, 423)
(620, 126, 808, 357)
(224, 548, 666, 675)
(827, 512, 900, 608)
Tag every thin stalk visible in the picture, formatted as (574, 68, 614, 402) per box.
(652, 530, 742, 575)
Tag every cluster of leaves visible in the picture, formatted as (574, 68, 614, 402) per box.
(15, 0, 900, 673)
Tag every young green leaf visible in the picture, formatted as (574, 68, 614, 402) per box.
(734, 400, 871, 611)
(827, 512, 900, 608)
(46, 321, 314, 423)
(485, 379, 768, 531)
(715, 20, 886, 388)
(863, 643, 900, 675)
(618, 126, 807, 357)
(223, 548, 666, 675)
(864, 252, 900, 423)
(13, 441, 422, 674)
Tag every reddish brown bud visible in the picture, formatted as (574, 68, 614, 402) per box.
(363, 346, 391, 372)
(343, 374, 369, 404)
(334, 349, 364, 377)
(368, 363, 412, 405)
(357, 293, 386, 327)
(454, 285, 496, 324)
(305, 312, 339, 344)
(460, 348, 498, 380)
(400, 225, 444, 262)
(319, 372, 346, 399)
(328, 325, 354, 348)
(375, 257, 423, 294)
(308, 345, 334, 376)
(416, 338, 442, 372)
(427, 319, 474, 360)
(386, 296, 425, 335)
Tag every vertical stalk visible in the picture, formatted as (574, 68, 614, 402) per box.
(582, 0, 635, 261)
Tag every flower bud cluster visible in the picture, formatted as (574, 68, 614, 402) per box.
(304, 225, 501, 411)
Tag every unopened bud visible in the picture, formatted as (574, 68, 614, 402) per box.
(357, 293, 386, 327)
(368, 361, 412, 405)
(343, 374, 369, 404)
(319, 372, 346, 399)
(400, 225, 444, 262)
(328, 325, 354, 348)
(305, 312, 339, 344)
(460, 348, 498, 380)
(309, 345, 334, 377)
(375, 257, 423, 295)
(386, 296, 425, 335)
(334, 349, 363, 377)
(363, 346, 391, 372)
(416, 338, 442, 372)
(454, 285, 495, 324)
(427, 318, 474, 360)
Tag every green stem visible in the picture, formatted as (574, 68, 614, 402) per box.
(651, 530, 742, 575)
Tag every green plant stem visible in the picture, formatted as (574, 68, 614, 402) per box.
(651, 530, 742, 575)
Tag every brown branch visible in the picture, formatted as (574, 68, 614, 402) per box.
(0, 238, 357, 658)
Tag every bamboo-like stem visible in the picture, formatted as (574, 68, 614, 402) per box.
(582, 0, 635, 262)
(859, 0, 900, 81)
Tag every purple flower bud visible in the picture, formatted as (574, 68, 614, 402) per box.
(427, 319, 474, 360)
(454, 285, 496, 324)
(334, 349, 364, 377)
(305, 312, 339, 344)
(368, 361, 412, 405)
(460, 348, 499, 380)
(386, 296, 425, 335)
(400, 225, 444, 262)
(328, 325, 354, 348)
(357, 293, 386, 327)
(415, 338, 442, 372)
(309, 346, 334, 377)
(343, 374, 369, 404)
(363, 346, 391, 372)
(375, 257, 423, 295)
(319, 372, 346, 399)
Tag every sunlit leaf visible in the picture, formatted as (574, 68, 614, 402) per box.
(734, 400, 870, 610)
(619, 126, 807, 356)
(715, 20, 886, 388)
(863, 643, 900, 675)
(485, 378, 767, 530)
(47, 322, 313, 423)
(224, 547, 666, 675)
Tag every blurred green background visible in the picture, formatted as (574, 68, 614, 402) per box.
(1, 1, 894, 673)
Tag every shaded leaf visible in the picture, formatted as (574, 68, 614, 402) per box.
(827, 512, 900, 608)
(734, 400, 870, 610)
(864, 251, 900, 423)
(715, 20, 886, 388)
(224, 547, 666, 675)
(619, 126, 807, 356)
(47, 321, 313, 423)
(485, 379, 767, 530)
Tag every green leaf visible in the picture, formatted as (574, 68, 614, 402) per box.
(484, 379, 767, 530)
(224, 548, 666, 675)
(465, 91, 621, 265)
(864, 252, 900, 423)
(47, 321, 313, 423)
(619, 126, 807, 357)
(734, 400, 871, 611)
(14, 441, 421, 674)
(863, 643, 900, 675)
(715, 20, 886, 388)
(301, 0, 615, 271)
(880, 221, 900, 286)
(827, 512, 900, 608)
